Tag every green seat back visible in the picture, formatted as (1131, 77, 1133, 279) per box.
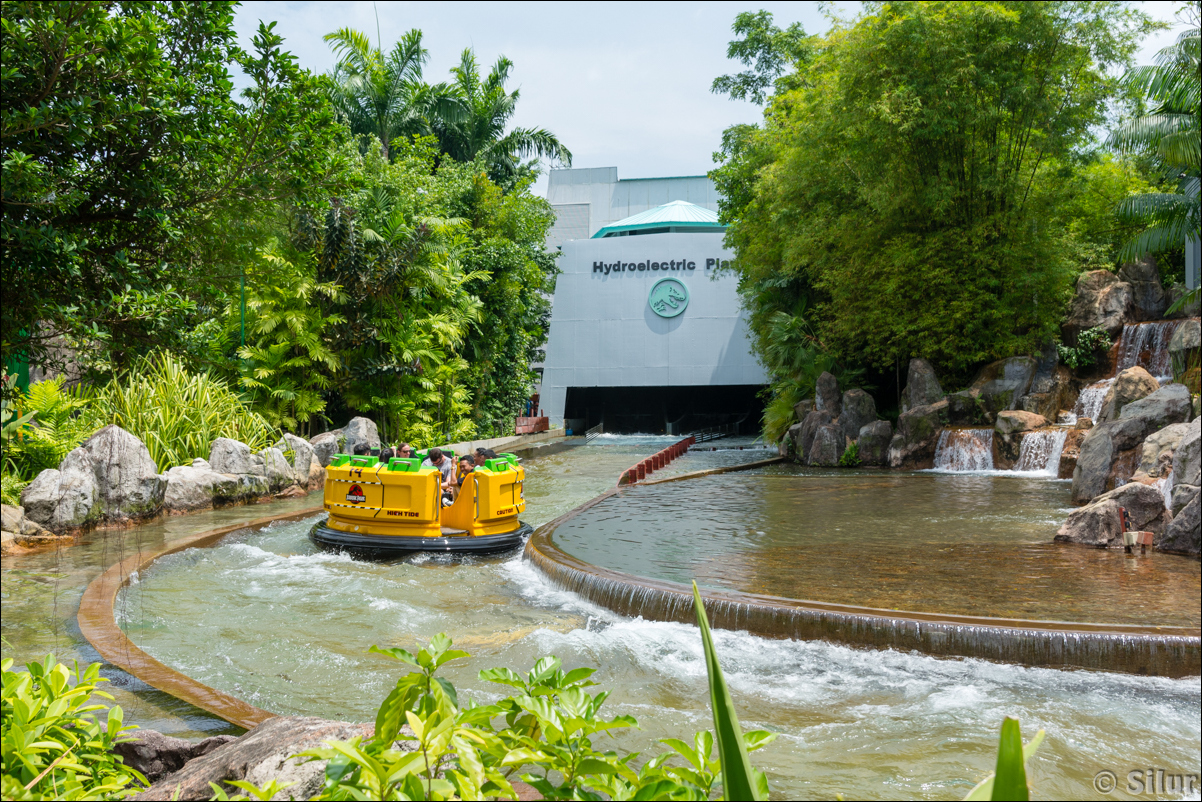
(330, 454, 350, 467)
(387, 457, 422, 472)
(349, 455, 378, 467)
(484, 457, 511, 472)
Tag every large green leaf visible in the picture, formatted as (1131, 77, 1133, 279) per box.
(964, 721, 1045, 801)
(691, 581, 762, 801)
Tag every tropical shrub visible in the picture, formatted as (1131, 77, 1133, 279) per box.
(2, 378, 107, 481)
(92, 353, 278, 472)
(1, 654, 146, 800)
(1057, 327, 1114, 370)
(838, 441, 861, 468)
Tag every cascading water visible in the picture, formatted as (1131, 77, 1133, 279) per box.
(1115, 319, 1184, 378)
(1065, 378, 1114, 424)
(932, 429, 994, 471)
(1015, 428, 1069, 474)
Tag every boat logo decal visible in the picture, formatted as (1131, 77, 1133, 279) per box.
(346, 484, 366, 503)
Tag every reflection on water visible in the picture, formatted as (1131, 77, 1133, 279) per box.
(552, 468, 1201, 626)
(4, 437, 1200, 800)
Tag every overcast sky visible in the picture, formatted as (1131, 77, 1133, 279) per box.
(232, 1, 1189, 197)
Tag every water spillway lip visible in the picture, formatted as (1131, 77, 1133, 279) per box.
(78, 506, 325, 731)
(309, 519, 531, 556)
(524, 494, 1201, 678)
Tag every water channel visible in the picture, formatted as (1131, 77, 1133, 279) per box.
(3, 435, 1200, 800)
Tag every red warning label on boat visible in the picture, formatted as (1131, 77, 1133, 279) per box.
(346, 484, 366, 503)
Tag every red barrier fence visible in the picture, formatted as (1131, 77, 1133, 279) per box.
(515, 416, 549, 435)
(618, 436, 694, 486)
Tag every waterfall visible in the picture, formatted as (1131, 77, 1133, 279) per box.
(1155, 470, 1174, 511)
(1115, 320, 1184, 379)
(1015, 428, 1069, 474)
(933, 429, 994, 471)
(1065, 378, 1115, 424)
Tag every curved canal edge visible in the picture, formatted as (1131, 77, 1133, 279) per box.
(524, 468, 1201, 677)
(78, 506, 324, 729)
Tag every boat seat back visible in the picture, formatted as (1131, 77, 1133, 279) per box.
(387, 457, 422, 472)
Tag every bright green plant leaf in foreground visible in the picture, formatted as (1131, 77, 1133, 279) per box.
(692, 581, 765, 801)
(964, 718, 1046, 801)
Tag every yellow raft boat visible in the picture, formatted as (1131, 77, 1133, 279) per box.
(309, 452, 531, 556)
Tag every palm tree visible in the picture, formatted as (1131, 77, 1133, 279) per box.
(433, 49, 572, 183)
(324, 28, 460, 160)
(1108, 12, 1200, 269)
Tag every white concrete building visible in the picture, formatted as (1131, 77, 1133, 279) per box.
(540, 168, 767, 433)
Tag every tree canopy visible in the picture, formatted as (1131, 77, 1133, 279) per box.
(712, 1, 1160, 397)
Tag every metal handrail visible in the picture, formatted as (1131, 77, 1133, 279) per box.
(584, 422, 604, 443)
(689, 422, 739, 443)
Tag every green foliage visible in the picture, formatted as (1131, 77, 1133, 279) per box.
(691, 582, 769, 800)
(431, 50, 573, 187)
(1109, 10, 1200, 261)
(1057, 327, 1113, 370)
(2, 378, 106, 481)
(1, 2, 343, 375)
(234, 249, 346, 435)
(963, 718, 1045, 801)
(1, 473, 27, 507)
(301, 632, 775, 801)
(713, 2, 1157, 384)
(92, 353, 278, 472)
(711, 10, 812, 105)
(1, 654, 146, 800)
(838, 441, 861, 468)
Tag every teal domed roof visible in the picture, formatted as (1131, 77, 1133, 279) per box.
(592, 200, 724, 238)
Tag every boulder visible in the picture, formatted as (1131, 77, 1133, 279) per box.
(900, 358, 943, 413)
(209, 438, 254, 475)
(82, 425, 166, 521)
(1118, 383, 1191, 431)
(793, 398, 815, 424)
(1020, 358, 1075, 422)
(889, 399, 949, 469)
(1097, 366, 1159, 422)
(784, 422, 804, 456)
(0, 504, 59, 548)
(113, 730, 236, 784)
(261, 447, 293, 492)
(795, 410, 833, 461)
(808, 424, 845, 467)
(132, 716, 385, 801)
(1070, 417, 1149, 504)
(970, 357, 1037, 415)
(838, 389, 877, 443)
(1027, 343, 1060, 394)
(1117, 257, 1166, 321)
(1157, 491, 1199, 556)
(309, 431, 342, 468)
(1164, 282, 1201, 318)
(1057, 427, 1088, 480)
(276, 433, 317, 485)
(1055, 482, 1173, 548)
(815, 372, 841, 418)
(1172, 420, 1201, 487)
(1134, 422, 1191, 479)
(993, 411, 1048, 469)
(1168, 317, 1200, 370)
(343, 417, 381, 454)
(20, 449, 101, 531)
(947, 389, 989, 425)
(306, 459, 326, 490)
(161, 459, 243, 512)
(1170, 483, 1198, 516)
(1062, 269, 1134, 343)
(858, 420, 893, 466)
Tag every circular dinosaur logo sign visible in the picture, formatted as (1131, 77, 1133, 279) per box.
(648, 278, 689, 318)
(346, 484, 366, 504)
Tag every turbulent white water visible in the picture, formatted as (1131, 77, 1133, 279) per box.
(932, 429, 994, 472)
(114, 515, 1202, 801)
(1065, 378, 1115, 424)
(1015, 428, 1069, 475)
